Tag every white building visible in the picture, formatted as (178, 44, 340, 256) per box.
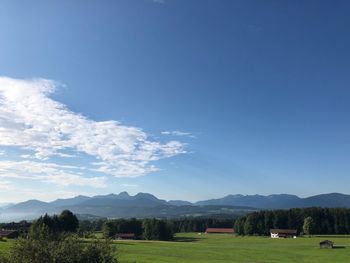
(270, 229, 297, 238)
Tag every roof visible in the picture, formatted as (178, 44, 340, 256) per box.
(320, 240, 334, 245)
(206, 228, 234, 233)
(270, 229, 297, 234)
(0, 229, 18, 236)
(115, 233, 135, 238)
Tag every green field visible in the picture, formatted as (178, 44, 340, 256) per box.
(115, 233, 350, 263)
(1, 234, 350, 262)
(0, 240, 13, 256)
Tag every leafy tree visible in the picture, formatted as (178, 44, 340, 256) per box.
(303, 216, 314, 236)
(8, 234, 117, 263)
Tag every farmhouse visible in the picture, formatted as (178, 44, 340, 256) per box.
(270, 229, 297, 238)
(0, 229, 19, 239)
(320, 240, 334, 249)
(115, 233, 135, 240)
(205, 228, 234, 234)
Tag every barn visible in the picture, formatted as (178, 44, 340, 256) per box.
(205, 228, 234, 234)
(270, 229, 297, 238)
(320, 240, 334, 249)
(0, 229, 19, 239)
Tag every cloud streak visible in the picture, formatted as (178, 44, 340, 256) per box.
(0, 77, 186, 185)
(0, 160, 107, 188)
(161, 130, 196, 138)
(152, 0, 165, 4)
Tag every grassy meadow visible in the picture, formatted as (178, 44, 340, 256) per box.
(1, 233, 350, 262)
(115, 233, 350, 263)
(0, 240, 13, 256)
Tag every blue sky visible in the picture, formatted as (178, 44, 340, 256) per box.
(0, 0, 350, 202)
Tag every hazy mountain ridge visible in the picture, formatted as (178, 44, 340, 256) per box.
(195, 193, 350, 209)
(1, 192, 349, 222)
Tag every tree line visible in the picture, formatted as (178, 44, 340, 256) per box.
(103, 218, 174, 241)
(102, 217, 235, 240)
(234, 207, 350, 235)
(171, 217, 234, 233)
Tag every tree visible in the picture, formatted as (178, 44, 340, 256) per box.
(102, 222, 112, 239)
(233, 217, 245, 235)
(6, 230, 117, 263)
(59, 210, 79, 233)
(8, 235, 117, 263)
(243, 215, 255, 235)
(30, 210, 79, 240)
(303, 216, 314, 236)
(142, 219, 174, 241)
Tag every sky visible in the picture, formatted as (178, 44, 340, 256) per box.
(0, 0, 350, 203)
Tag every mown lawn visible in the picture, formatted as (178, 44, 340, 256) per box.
(114, 233, 350, 263)
(1, 234, 350, 262)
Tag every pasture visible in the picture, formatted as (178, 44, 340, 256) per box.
(115, 233, 350, 263)
(1, 234, 350, 262)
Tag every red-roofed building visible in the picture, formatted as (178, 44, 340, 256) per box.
(205, 228, 234, 234)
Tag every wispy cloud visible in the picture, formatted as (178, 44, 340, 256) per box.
(0, 180, 13, 190)
(0, 160, 106, 188)
(0, 77, 186, 184)
(161, 130, 196, 138)
(152, 0, 165, 4)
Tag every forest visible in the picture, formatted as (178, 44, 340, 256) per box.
(234, 207, 350, 235)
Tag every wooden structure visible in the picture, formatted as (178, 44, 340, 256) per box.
(0, 229, 19, 239)
(270, 229, 297, 238)
(320, 240, 334, 249)
(205, 228, 234, 234)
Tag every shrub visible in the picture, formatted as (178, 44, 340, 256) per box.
(5, 234, 117, 263)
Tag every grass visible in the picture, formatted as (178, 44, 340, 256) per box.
(0, 239, 14, 256)
(1, 233, 350, 262)
(114, 233, 350, 263)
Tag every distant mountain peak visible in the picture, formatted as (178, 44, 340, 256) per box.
(118, 191, 130, 198)
(134, 192, 158, 200)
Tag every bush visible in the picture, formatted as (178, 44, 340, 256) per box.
(5, 234, 117, 263)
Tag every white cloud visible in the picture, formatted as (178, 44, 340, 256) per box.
(161, 130, 196, 138)
(0, 160, 106, 188)
(20, 154, 33, 159)
(0, 77, 186, 183)
(0, 150, 5, 156)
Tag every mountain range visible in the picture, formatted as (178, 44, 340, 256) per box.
(1, 192, 350, 222)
